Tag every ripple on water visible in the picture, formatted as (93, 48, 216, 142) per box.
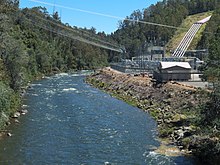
(45, 90, 56, 95)
(30, 83, 42, 87)
(62, 88, 77, 92)
(144, 151, 174, 165)
(45, 113, 56, 121)
(0, 73, 194, 165)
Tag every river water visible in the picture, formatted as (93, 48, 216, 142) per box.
(0, 73, 194, 164)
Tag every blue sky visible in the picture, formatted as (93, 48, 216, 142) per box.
(20, 0, 159, 34)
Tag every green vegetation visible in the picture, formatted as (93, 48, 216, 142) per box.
(111, 0, 219, 60)
(111, 5, 220, 162)
(0, 82, 20, 128)
(194, 13, 220, 162)
(1, 0, 220, 163)
(166, 11, 213, 54)
(0, 0, 114, 129)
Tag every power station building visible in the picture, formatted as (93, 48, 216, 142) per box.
(153, 62, 191, 82)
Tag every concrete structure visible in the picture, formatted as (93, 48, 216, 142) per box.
(154, 62, 192, 82)
(172, 15, 212, 57)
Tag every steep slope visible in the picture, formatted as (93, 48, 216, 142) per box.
(112, 0, 219, 60)
(0, 2, 115, 130)
(166, 11, 213, 55)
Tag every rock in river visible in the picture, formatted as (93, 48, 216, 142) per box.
(12, 112, 21, 118)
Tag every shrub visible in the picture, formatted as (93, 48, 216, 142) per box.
(0, 81, 20, 128)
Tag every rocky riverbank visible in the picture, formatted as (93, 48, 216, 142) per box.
(86, 68, 219, 163)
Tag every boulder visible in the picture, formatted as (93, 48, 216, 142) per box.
(20, 109, 28, 115)
(14, 119, 20, 123)
(12, 112, 21, 118)
(7, 133, 12, 137)
(174, 129, 185, 140)
(22, 104, 28, 108)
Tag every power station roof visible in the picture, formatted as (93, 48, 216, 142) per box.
(160, 62, 191, 69)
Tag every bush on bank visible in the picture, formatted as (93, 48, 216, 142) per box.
(0, 82, 20, 128)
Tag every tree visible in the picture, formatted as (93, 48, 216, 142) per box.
(201, 27, 220, 128)
(52, 11, 60, 22)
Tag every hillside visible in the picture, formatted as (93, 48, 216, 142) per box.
(112, 0, 219, 60)
(0, 1, 117, 130)
(166, 11, 213, 55)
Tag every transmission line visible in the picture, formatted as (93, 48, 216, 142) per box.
(21, 11, 123, 52)
(29, 0, 188, 30)
(27, 9, 121, 49)
(30, 0, 215, 34)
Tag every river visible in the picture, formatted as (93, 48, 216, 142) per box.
(0, 73, 194, 164)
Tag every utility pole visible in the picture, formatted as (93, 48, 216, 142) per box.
(53, 0, 56, 15)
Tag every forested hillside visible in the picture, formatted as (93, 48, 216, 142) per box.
(1, 0, 220, 163)
(0, 0, 116, 128)
(111, 0, 220, 163)
(112, 0, 220, 58)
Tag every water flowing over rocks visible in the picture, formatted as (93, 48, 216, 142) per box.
(86, 68, 208, 157)
(1, 74, 179, 164)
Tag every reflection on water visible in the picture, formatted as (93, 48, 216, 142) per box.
(0, 73, 194, 164)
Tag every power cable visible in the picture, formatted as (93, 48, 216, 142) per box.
(29, 0, 188, 30)
(21, 11, 123, 52)
(25, 10, 121, 49)
(29, 0, 215, 34)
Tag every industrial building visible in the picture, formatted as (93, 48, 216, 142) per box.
(153, 62, 192, 82)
